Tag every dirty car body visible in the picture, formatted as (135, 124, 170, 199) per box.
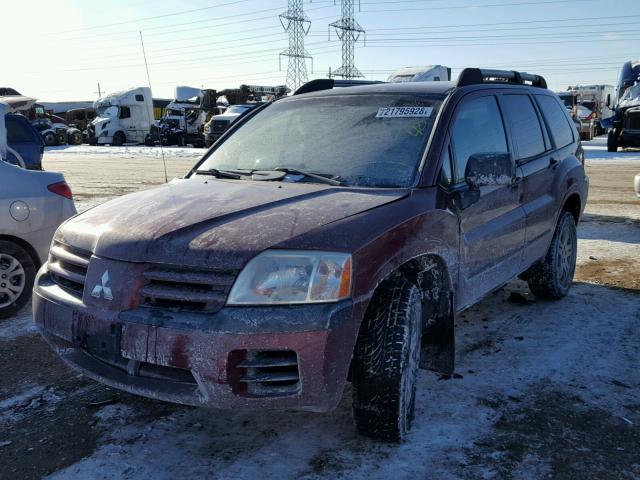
(34, 70, 588, 438)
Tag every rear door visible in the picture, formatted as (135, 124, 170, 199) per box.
(447, 93, 526, 308)
(6, 115, 43, 170)
(498, 93, 555, 266)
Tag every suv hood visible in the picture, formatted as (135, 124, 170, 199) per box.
(56, 178, 407, 269)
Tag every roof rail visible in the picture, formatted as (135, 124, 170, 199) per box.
(457, 68, 547, 89)
(294, 79, 385, 95)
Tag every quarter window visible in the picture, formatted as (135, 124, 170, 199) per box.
(6, 117, 34, 142)
(451, 96, 508, 184)
(535, 94, 575, 148)
(501, 94, 546, 160)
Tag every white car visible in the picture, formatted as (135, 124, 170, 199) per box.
(0, 100, 76, 318)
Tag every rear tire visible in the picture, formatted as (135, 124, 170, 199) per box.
(352, 276, 422, 442)
(69, 131, 82, 145)
(526, 211, 577, 300)
(607, 130, 619, 152)
(0, 241, 36, 319)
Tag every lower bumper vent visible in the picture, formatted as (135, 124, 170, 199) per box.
(228, 350, 300, 397)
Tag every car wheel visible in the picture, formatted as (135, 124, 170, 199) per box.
(352, 276, 422, 442)
(112, 131, 125, 146)
(526, 211, 577, 300)
(69, 131, 82, 145)
(43, 131, 56, 146)
(0, 241, 36, 319)
(607, 130, 619, 152)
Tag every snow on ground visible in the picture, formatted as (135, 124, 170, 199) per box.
(45, 144, 207, 160)
(583, 136, 640, 163)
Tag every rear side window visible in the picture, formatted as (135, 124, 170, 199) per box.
(501, 94, 546, 160)
(535, 95, 575, 148)
(451, 96, 508, 184)
(135, 94, 144, 102)
(6, 116, 35, 142)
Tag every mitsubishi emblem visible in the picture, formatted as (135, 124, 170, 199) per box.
(91, 270, 113, 300)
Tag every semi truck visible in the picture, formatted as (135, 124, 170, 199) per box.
(147, 86, 219, 147)
(603, 61, 640, 152)
(203, 84, 288, 146)
(386, 65, 451, 83)
(87, 87, 154, 145)
(557, 85, 615, 141)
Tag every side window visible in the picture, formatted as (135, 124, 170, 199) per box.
(119, 106, 131, 119)
(6, 117, 34, 142)
(535, 95, 575, 148)
(451, 96, 508, 184)
(501, 94, 546, 160)
(135, 94, 144, 102)
(439, 144, 453, 186)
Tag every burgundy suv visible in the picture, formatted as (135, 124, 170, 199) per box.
(34, 69, 588, 441)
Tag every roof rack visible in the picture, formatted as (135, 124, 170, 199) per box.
(294, 79, 385, 96)
(457, 68, 547, 89)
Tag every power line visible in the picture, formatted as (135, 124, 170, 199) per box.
(360, 0, 597, 13)
(49, 0, 252, 34)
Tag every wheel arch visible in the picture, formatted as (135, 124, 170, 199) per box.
(357, 252, 456, 375)
(562, 192, 582, 223)
(0, 234, 42, 267)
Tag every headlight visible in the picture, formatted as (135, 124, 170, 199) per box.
(227, 250, 352, 305)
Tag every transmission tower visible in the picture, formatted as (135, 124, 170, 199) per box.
(279, 0, 312, 92)
(329, 0, 365, 79)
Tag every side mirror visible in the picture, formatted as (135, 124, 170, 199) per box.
(606, 94, 611, 108)
(465, 153, 515, 189)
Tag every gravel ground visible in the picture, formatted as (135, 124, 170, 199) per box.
(0, 138, 638, 480)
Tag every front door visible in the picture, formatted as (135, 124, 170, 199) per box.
(448, 93, 526, 309)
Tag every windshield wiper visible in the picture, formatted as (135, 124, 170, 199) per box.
(194, 168, 245, 180)
(272, 167, 343, 186)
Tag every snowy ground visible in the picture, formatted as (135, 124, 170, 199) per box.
(1, 138, 638, 479)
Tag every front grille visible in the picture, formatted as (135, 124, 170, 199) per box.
(49, 242, 91, 297)
(625, 109, 640, 130)
(140, 265, 237, 312)
(212, 120, 230, 133)
(229, 350, 300, 397)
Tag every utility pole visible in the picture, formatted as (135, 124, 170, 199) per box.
(279, 0, 312, 92)
(94, 82, 102, 98)
(329, 0, 365, 79)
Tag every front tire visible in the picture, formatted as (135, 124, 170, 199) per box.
(352, 276, 422, 442)
(526, 211, 577, 300)
(43, 131, 56, 146)
(0, 241, 36, 319)
(111, 131, 125, 146)
(607, 130, 619, 152)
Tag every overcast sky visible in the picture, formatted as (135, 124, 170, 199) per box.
(5, 0, 639, 101)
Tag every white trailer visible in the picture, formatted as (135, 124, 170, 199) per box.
(387, 65, 451, 83)
(89, 87, 154, 145)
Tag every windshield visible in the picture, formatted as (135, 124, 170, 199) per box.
(96, 105, 117, 117)
(226, 105, 252, 114)
(197, 94, 443, 188)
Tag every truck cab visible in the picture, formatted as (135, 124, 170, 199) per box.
(88, 87, 154, 146)
(605, 61, 640, 152)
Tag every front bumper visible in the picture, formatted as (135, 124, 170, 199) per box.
(619, 129, 640, 148)
(33, 262, 355, 412)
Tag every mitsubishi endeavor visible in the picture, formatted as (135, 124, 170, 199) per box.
(34, 69, 588, 441)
